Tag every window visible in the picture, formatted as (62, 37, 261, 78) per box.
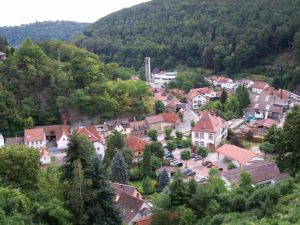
(194, 100, 197, 104)
(200, 142, 204, 146)
(194, 132, 199, 138)
(208, 134, 213, 140)
(195, 141, 199, 146)
(200, 133, 204, 139)
(63, 138, 65, 141)
(40, 141, 42, 144)
(97, 147, 100, 150)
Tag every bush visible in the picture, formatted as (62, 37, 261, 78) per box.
(130, 166, 143, 181)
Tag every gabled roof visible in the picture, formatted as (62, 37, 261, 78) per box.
(126, 136, 147, 152)
(145, 114, 164, 124)
(239, 79, 253, 86)
(111, 182, 139, 197)
(216, 144, 258, 166)
(24, 128, 45, 142)
(75, 126, 105, 144)
(130, 120, 149, 131)
(154, 92, 167, 102)
(132, 216, 152, 225)
(276, 89, 289, 101)
(222, 160, 288, 185)
(161, 112, 180, 123)
(36, 125, 70, 140)
(106, 118, 130, 131)
(5, 137, 23, 145)
(39, 147, 50, 157)
(252, 81, 269, 90)
(256, 119, 278, 128)
(117, 192, 147, 224)
(187, 87, 214, 101)
(191, 111, 225, 133)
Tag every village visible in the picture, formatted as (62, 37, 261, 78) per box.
(0, 56, 299, 224)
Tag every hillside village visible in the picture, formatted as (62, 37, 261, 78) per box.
(1, 60, 300, 224)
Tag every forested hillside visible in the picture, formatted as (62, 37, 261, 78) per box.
(0, 39, 153, 137)
(73, 0, 300, 73)
(0, 21, 89, 47)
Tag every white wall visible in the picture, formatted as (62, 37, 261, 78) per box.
(192, 125, 227, 148)
(57, 134, 69, 150)
(0, 134, 4, 147)
(94, 142, 105, 159)
(40, 155, 51, 165)
(26, 139, 46, 149)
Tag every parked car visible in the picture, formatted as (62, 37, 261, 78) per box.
(182, 168, 192, 175)
(207, 163, 216, 168)
(202, 161, 212, 166)
(186, 171, 196, 176)
(218, 167, 224, 172)
(196, 176, 208, 183)
(170, 161, 178, 166)
(194, 156, 202, 161)
(176, 144, 183, 149)
(176, 162, 183, 167)
(191, 153, 197, 158)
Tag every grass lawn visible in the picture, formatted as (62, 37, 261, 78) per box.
(129, 178, 157, 194)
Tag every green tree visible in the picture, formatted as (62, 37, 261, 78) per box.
(190, 120, 195, 128)
(121, 147, 134, 168)
(143, 176, 153, 195)
(239, 171, 254, 194)
(180, 149, 191, 168)
(0, 145, 40, 190)
(148, 141, 164, 159)
(227, 162, 237, 170)
(104, 130, 125, 165)
(142, 145, 152, 177)
(274, 107, 300, 176)
(155, 101, 165, 114)
(259, 141, 274, 160)
(148, 129, 158, 141)
(175, 131, 183, 144)
(164, 127, 173, 140)
(85, 156, 122, 225)
(178, 206, 197, 225)
(167, 140, 177, 152)
(182, 138, 192, 149)
(235, 85, 250, 109)
(169, 172, 189, 207)
(111, 151, 129, 184)
(158, 169, 170, 190)
(264, 125, 282, 145)
(220, 88, 228, 111)
(62, 134, 96, 180)
(197, 146, 208, 163)
(23, 116, 35, 129)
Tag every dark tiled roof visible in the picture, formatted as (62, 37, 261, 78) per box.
(106, 119, 130, 131)
(5, 137, 23, 145)
(111, 182, 138, 197)
(222, 161, 288, 185)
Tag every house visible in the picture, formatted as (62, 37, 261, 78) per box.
(187, 87, 216, 109)
(126, 136, 147, 157)
(39, 147, 51, 165)
(191, 111, 227, 151)
(116, 192, 151, 225)
(207, 76, 236, 89)
(5, 136, 23, 146)
(152, 71, 177, 86)
(132, 216, 152, 225)
(252, 81, 270, 94)
(256, 119, 278, 131)
(145, 114, 165, 133)
(222, 160, 288, 186)
(169, 88, 186, 98)
(239, 79, 254, 88)
(0, 52, 5, 61)
(36, 125, 70, 150)
(161, 112, 180, 129)
(111, 182, 143, 200)
(154, 92, 167, 105)
(130, 120, 149, 138)
(216, 144, 262, 167)
(24, 128, 47, 149)
(105, 118, 131, 138)
(75, 126, 106, 158)
(0, 134, 4, 147)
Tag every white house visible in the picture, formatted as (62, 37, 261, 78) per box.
(76, 126, 106, 159)
(24, 128, 47, 149)
(187, 87, 216, 109)
(239, 79, 254, 89)
(0, 133, 4, 147)
(191, 111, 227, 151)
(252, 81, 270, 94)
(40, 147, 51, 165)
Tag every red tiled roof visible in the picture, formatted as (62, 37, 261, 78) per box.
(5, 137, 23, 145)
(145, 114, 164, 124)
(36, 125, 70, 140)
(132, 216, 152, 225)
(24, 128, 45, 142)
(170, 88, 186, 97)
(39, 147, 49, 157)
(111, 182, 139, 197)
(126, 136, 147, 152)
(75, 126, 105, 144)
(216, 144, 257, 166)
(252, 81, 269, 90)
(276, 89, 289, 100)
(187, 87, 214, 101)
(191, 111, 225, 133)
(130, 120, 149, 131)
(154, 92, 167, 102)
(161, 112, 180, 123)
(256, 119, 278, 128)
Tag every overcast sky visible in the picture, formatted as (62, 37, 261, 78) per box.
(0, 0, 150, 26)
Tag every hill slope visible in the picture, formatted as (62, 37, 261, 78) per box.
(74, 0, 300, 72)
(0, 21, 89, 47)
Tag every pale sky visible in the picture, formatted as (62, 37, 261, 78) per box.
(0, 0, 150, 26)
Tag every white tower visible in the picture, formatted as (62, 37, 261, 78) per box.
(145, 57, 151, 83)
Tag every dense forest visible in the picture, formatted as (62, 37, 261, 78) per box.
(0, 21, 89, 47)
(73, 0, 300, 75)
(0, 39, 153, 137)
